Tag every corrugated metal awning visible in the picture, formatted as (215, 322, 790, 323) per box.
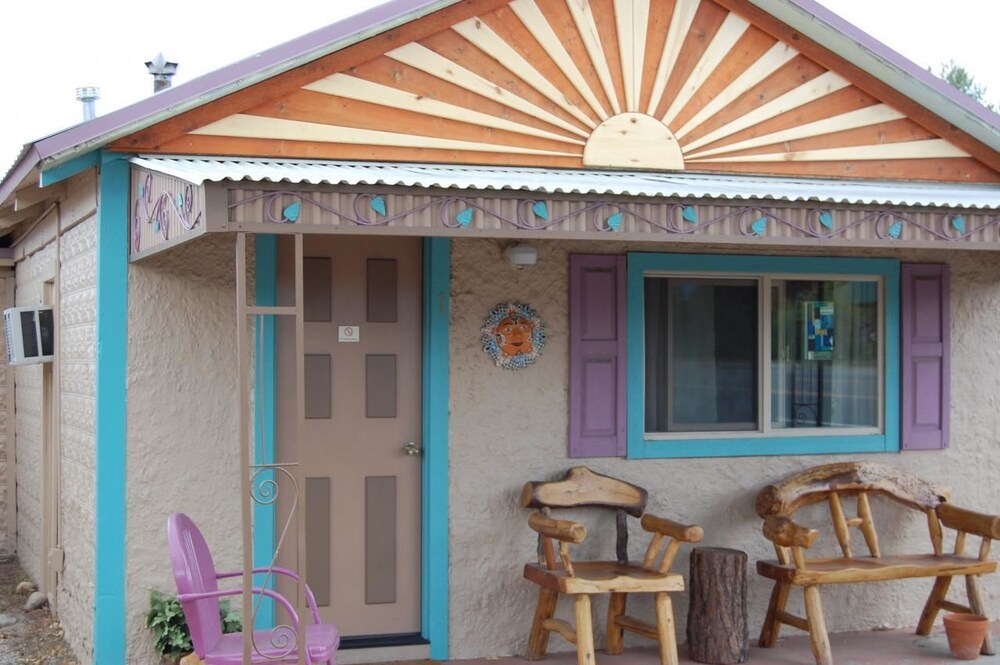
(131, 156, 1000, 210)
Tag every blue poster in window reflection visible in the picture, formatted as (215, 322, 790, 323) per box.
(804, 301, 834, 360)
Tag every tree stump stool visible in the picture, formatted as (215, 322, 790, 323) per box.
(686, 547, 748, 664)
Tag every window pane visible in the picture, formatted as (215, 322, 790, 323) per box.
(645, 278, 758, 432)
(770, 279, 879, 429)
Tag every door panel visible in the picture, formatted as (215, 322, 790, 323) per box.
(275, 235, 422, 637)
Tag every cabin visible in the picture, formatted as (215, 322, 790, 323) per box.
(1, 0, 999, 663)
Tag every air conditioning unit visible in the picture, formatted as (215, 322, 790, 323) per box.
(4, 306, 55, 366)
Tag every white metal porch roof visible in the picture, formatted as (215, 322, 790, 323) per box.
(130, 156, 1000, 210)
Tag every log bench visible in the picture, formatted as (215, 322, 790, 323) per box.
(755, 462, 1000, 665)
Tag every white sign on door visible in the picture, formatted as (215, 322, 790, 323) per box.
(338, 326, 360, 343)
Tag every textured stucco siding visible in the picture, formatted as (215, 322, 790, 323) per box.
(0, 272, 15, 556)
(58, 215, 97, 663)
(125, 233, 244, 662)
(12, 171, 97, 665)
(447, 238, 1000, 658)
(13, 240, 57, 587)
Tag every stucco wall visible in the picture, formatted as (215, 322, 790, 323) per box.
(11, 169, 98, 665)
(447, 238, 1000, 658)
(125, 233, 244, 662)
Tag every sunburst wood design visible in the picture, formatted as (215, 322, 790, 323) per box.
(134, 0, 999, 182)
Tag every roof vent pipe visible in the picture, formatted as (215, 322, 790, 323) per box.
(145, 53, 178, 93)
(75, 87, 100, 121)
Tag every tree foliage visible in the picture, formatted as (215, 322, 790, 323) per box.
(938, 60, 995, 111)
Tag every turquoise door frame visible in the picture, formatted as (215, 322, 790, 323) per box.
(421, 236, 450, 658)
(253, 236, 451, 658)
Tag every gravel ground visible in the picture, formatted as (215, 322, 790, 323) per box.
(0, 556, 78, 665)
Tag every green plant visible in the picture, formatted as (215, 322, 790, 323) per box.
(147, 590, 243, 661)
(146, 591, 191, 661)
(219, 596, 242, 634)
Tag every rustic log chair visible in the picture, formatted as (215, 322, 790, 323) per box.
(755, 462, 1000, 665)
(521, 467, 703, 665)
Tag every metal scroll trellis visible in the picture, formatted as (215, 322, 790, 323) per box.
(236, 233, 309, 663)
(248, 463, 300, 660)
(228, 190, 1000, 244)
(248, 310, 300, 661)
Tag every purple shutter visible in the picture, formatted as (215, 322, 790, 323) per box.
(569, 254, 626, 457)
(901, 263, 950, 450)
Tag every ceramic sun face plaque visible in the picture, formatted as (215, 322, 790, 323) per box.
(481, 302, 546, 370)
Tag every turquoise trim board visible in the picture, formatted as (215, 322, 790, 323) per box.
(93, 151, 130, 665)
(422, 237, 450, 659)
(626, 252, 900, 460)
(39, 151, 100, 187)
(252, 235, 277, 629)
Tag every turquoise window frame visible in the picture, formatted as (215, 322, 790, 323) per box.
(626, 252, 900, 459)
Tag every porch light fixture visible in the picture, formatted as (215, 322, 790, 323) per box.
(507, 243, 537, 267)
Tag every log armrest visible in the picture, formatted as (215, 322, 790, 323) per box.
(528, 512, 587, 544)
(762, 516, 819, 549)
(641, 513, 704, 543)
(938, 503, 1000, 540)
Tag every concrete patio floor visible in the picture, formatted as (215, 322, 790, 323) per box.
(376, 624, 1000, 665)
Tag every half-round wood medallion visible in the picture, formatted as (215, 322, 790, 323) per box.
(583, 113, 684, 170)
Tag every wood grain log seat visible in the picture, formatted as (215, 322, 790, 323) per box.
(755, 462, 1000, 665)
(521, 467, 703, 665)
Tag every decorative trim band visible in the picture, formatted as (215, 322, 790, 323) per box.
(227, 190, 1000, 245)
(131, 171, 204, 256)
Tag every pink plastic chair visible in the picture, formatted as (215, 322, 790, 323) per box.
(167, 512, 339, 664)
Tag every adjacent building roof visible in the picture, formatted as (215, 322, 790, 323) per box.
(132, 156, 1000, 210)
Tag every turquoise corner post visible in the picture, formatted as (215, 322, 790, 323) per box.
(93, 151, 130, 664)
(422, 237, 450, 659)
(253, 235, 277, 628)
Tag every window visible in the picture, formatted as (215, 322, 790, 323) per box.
(627, 253, 899, 458)
(644, 277, 759, 433)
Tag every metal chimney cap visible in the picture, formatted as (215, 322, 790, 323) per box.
(145, 52, 178, 76)
(75, 86, 100, 102)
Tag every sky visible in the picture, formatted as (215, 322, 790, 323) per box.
(1, 1, 998, 176)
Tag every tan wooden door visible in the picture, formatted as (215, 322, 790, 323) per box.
(276, 235, 422, 637)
